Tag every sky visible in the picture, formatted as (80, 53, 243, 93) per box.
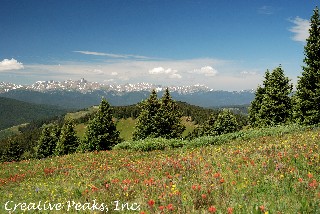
(0, 0, 317, 91)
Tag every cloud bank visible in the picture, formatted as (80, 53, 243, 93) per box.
(0, 58, 24, 71)
(149, 67, 182, 79)
(288, 17, 310, 42)
(191, 66, 218, 76)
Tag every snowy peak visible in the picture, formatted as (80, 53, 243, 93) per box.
(0, 78, 216, 94)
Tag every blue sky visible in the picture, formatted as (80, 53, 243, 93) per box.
(0, 0, 316, 90)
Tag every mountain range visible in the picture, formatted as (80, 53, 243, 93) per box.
(0, 78, 255, 109)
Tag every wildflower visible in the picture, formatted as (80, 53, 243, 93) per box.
(227, 207, 233, 214)
(214, 172, 221, 178)
(167, 204, 174, 211)
(91, 185, 98, 192)
(259, 205, 265, 212)
(158, 206, 165, 211)
(298, 178, 303, 182)
(307, 173, 313, 179)
(309, 179, 318, 188)
(148, 199, 155, 207)
(220, 178, 225, 183)
(201, 194, 207, 199)
(208, 206, 217, 213)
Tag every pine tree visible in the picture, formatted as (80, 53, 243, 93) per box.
(55, 119, 79, 155)
(200, 114, 217, 136)
(154, 88, 185, 139)
(213, 109, 238, 135)
(36, 124, 60, 159)
(80, 98, 121, 151)
(249, 66, 293, 127)
(133, 89, 186, 140)
(1, 139, 23, 162)
(133, 89, 161, 140)
(294, 6, 320, 125)
(248, 85, 265, 127)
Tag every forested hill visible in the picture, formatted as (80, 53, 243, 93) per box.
(0, 97, 68, 130)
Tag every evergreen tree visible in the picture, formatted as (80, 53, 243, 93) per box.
(80, 98, 121, 151)
(200, 114, 217, 136)
(133, 89, 161, 140)
(248, 85, 265, 127)
(154, 88, 185, 139)
(133, 89, 185, 140)
(213, 109, 238, 135)
(249, 66, 293, 127)
(55, 120, 79, 155)
(36, 124, 60, 158)
(294, 6, 320, 125)
(1, 139, 23, 162)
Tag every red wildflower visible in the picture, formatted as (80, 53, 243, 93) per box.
(298, 178, 303, 183)
(148, 199, 155, 207)
(259, 205, 265, 212)
(208, 206, 217, 213)
(201, 194, 207, 199)
(213, 172, 221, 178)
(91, 185, 98, 192)
(309, 179, 318, 188)
(192, 184, 197, 190)
(227, 207, 233, 214)
(167, 204, 174, 211)
(308, 173, 313, 179)
(158, 206, 165, 211)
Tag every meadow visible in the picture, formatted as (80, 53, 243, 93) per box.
(0, 125, 319, 213)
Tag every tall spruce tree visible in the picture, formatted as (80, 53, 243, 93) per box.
(36, 124, 60, 159)
(0, 139, 23, 162)
(248, 85, 265, 127)
(80, 98, 121, 151)
(55, 119, 79, 155)
(249, 66, 293, 127)
(133, 89, 161, 140)
(133, 89, 185, 140)
(154, 88, 185, 139)
(294, 6, 320, 125)
(213, 109, 238, 135)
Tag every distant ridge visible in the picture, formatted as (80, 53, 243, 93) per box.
(0, 97, 67, 130)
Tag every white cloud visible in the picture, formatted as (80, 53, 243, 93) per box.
(240, 70, 258, 76)
(258, 6, 274, 15)
(74, 50, 151, 59)
(0, 58, 24, 71)
(111, 72, 118, 76)
(191, 66, 218, 76)
(90, 69, 104, 75)
(288, 17, 310, 42)
(149, 67, 182, 79)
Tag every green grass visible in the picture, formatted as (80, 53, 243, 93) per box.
(0, 126, 319, 213)
(74, 117, 196, 141)
(116, 118, 136, 141)
(0, 124, 27, 140)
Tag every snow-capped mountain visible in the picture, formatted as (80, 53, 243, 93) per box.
(0, 78, 255, 108)
(0, 78, 213, 94)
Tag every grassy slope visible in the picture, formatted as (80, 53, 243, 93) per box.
(0, 129, 319, 213)
(74, 117, 196, 141)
